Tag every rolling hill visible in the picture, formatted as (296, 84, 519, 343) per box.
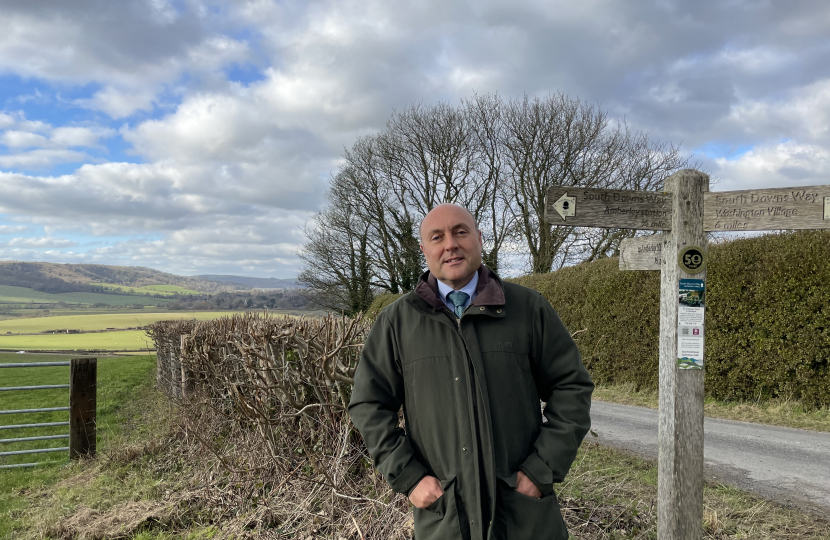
(0, 261, 238, 294)
(195, 274, 302, 289)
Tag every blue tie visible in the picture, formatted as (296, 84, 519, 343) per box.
(447, 291, 469, 318)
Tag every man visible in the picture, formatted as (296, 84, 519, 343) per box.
(348, 204, 593, 540)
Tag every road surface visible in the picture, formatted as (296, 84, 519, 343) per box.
(589, 400, 830, 514)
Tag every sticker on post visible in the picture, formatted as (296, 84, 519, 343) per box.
(552, 192, 576, 221)
(678, 245, 706, 274)
(678, 279, 705, 369)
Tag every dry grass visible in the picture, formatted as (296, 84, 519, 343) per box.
(593, 382, 830, 433)
(561, 442, 830, 540)
(7, 388, 828, 539)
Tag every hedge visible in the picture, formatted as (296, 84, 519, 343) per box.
(368, 231, 830, 409)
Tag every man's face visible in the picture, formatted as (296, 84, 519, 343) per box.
(420, 204, 483, 289)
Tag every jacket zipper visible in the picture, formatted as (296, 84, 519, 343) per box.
(448, 308, 487, 533)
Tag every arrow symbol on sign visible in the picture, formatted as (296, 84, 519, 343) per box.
(553, 192, 577, 221)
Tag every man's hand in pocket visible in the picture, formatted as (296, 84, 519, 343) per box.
(516, 471, 542, 499)
(409, 476, 444, 509)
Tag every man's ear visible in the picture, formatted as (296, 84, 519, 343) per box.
(419, 243, 424, 253)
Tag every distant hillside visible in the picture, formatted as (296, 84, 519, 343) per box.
(196, 275, 303, 290)
(0, 261, 238, 294)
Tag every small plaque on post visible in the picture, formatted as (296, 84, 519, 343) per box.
(678, 245, 706, 274)
(619, 235, 664, 271)
(678, 279, 705, 370)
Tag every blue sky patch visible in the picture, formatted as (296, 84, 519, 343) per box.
(695, 142, 754, 161)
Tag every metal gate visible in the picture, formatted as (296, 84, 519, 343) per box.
(0, 361, 71, 469)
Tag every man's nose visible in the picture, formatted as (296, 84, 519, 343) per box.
(444, 235, 459, 250)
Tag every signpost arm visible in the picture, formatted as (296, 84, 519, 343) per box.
(658, 169, 708, 539)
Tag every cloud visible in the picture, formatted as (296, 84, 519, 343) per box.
(2, 0, 830, 277)
(720, 79, 830, 146)
(0, 113, 16, 130)
(0, 225, 29, 234)
(0, 1, 251, 118)
(0, 112, 116, 168)
(1, 130, 49, 148)
(76, 87, 158, 120)
(714, 141, 830, 192)
(5, 236, 78, 248)
(50, 126, 115, 148)
(0, 149, 89, 169)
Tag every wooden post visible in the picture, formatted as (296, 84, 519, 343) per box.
(170, 337, 182, 399)
(658, 170, 708, 539)
(180, 334, 192, 399)
(156, 343, 165, 391)
(69, 357, 97, 459)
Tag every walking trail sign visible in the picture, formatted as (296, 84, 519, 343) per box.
(546, 170, 830, 540)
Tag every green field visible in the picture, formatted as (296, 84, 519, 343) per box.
(0, 353, 158, 538)
(0, 311, 230, 334)
(0, 285, 169, 307)
(0, 330, 156, 352)
(90, 282, 202, 296)
(0, 354, 110, 467)
(0, 353, 156, 468)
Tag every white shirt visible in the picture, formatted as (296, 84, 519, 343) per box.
(436, 271, 479, 315)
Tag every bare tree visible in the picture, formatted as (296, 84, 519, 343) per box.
(501, 93, 693, 273)
(502, 93, 626, 273)
(573, 129, 696, 263)
(298, 186, 373, 315)
(463, 93, 515, 272)
(299, 93, 693, 304)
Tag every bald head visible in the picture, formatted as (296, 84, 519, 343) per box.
(419, 204, 478, 243)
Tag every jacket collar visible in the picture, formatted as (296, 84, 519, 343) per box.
(414, 265, 506, 311)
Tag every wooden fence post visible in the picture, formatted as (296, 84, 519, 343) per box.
(69, 357, 97, 459)
(180, 335, 192, 399)
(658, 170, 708, 539)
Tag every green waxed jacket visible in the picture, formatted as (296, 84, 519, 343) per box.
(348, 267, 593, 540)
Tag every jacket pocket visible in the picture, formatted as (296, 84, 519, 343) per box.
(403, 355, 458, 473)
(496, 482, 568, 540)
(413, 477, 465, 540)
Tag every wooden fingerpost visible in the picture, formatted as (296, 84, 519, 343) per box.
(551, 170, 830, 540)
(69, 357, 97, 459)
(658, 169, 708, 539)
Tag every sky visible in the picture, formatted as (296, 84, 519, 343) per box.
(0, 0, 828, 278)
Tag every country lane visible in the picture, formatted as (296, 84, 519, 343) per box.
(588, 400, 830, 515)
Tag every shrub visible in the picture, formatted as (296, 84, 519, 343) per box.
(514, 230, 830, 409)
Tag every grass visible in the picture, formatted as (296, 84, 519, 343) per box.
(0, 330, 155, 352)
(593, 382, 830, 433)
(558, 440, 830, 539)
(3, 386, 828, 539)
(90, 283, 202, 297)
(0, 311, 231, 334)
(0, 353, 158, 539)
(0, 285, 169, 307)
